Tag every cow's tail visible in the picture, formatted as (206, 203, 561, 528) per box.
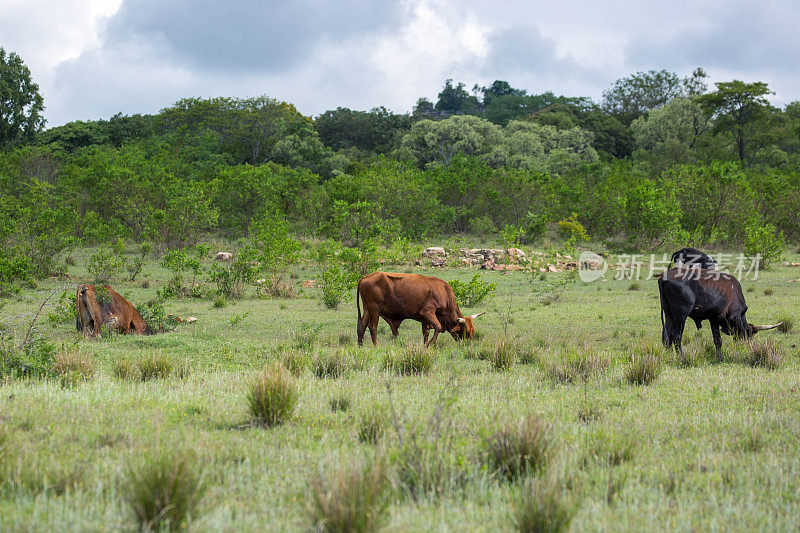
(356, 280, 363, 325)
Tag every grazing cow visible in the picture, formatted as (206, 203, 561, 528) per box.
(356, 272, 483, 346)
(76, 284, 153, 337)
(670, 247, 717, 270)
(658, 268, 780, 360)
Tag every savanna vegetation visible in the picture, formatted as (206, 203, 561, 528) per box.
(2, 47, 800, 530)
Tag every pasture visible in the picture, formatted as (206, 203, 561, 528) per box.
(1, 249, 799, 531)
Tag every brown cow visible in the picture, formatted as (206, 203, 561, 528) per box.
(356, 272, 483, 346)
(76, 284, 153, 337)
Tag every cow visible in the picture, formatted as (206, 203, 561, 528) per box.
(670, 247, 717, 270)
(356, 272, 483, 346)
(658, 268, 780, 360)
(76, 284, 154, 338)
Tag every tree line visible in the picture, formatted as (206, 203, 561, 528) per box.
(0, 47, 796, 292)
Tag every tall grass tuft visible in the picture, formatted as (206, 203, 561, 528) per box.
(123, 448, 207, 532)
(329, 393, 351, 412)
(306, 459, 389, 533)
(53, 345, 94, 388)
(247, 363, 300, 427)
(547, 346, 609, 384)
(113, 358, 138, 380)
(357, 409, 385, 444)
(281, 349, 308, 376)
(314, 350, 349, 378)
(485, 416, 553, 481)
(384, 344, 434, 375)
(625, 351, 662, 385)
(510, 476, 576, 533)
(777, 314, 794, 333)
(491, 341, 515, 371)
(746, 338, 783, 370)
(138, 351, 173, 381)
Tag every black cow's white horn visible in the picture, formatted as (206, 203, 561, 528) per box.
(752, 322, 782, 331)
(470, 312, 485, 319)
(458, 317, 466, 323)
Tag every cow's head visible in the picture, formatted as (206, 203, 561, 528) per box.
(450, 312, 485, 340)
(746, 322, 783, 337)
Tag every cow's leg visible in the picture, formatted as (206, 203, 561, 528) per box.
(357, 312, 367, 346)
(420, 307, 443, 346)
(671, 317, 687, 356)
(383, 317, 402, 338)
(368, 314, 379, 346)
(422, 324, 430, 345)
(709, 318, 723, 362)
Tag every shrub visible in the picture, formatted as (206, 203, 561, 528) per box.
(53, 345, 94, 388)
(744, 221, 785, 269)
(247, 363, 299, 427)
(510, 476, 576, 533)
(87, 245, 126, 283)
(625, 353, 662, 385)
(0, 336, 56, 379)
(47, 289, 77, 325)
(138, 352, 173, 381)
(123, 449, 207, 532)
(557, 213, 589, 242)
(384, 344, 434, 375)
(449, 274, 497, 307)
(357, 409, 385, 444)
(746, 338, 783, 370)
(306, 460, 389, 533)
(136, 299, 177, 333)
(485, 416, 553, 481)
(321, 264, 351, 309)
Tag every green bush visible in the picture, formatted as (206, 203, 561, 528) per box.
(321, 264, 351, 309)
(744, 221, 785, 269)
(557, 213, 589, 242)
(449, 274, 497, 307)
(247, 363, 300, 427)
(87, 245, 126, 283)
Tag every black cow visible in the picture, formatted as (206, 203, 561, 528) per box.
(670, 247, 717, 270)
(658, 268, 781, 360)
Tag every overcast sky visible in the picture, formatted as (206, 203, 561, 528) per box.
(3, 0, 799, 127)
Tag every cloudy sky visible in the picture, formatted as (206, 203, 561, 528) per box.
(2, 0, 799, 127)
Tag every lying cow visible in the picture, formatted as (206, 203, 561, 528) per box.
(658, 268, 780, 360)
(76, 284, 153, 337)
(670, 247, 717, 270)
(356, 272, 483, 346)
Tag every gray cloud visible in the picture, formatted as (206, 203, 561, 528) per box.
(104, 0, 401, 73)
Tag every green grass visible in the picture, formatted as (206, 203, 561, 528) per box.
(1, 250, 800, 530)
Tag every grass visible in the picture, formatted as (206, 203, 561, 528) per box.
(510, 476, 576, 533)
(384, 343, 434, 375)
(138, 351, 173, 381)
(624, 349, 663, 385)
(53, 345, 94, 388)
(123, 448, 206, 532)
(745, 338, 783, 369)
(484, 416, 553, 481)
(306, 459, 389, 533)
(246, 363, 300, 427)
(3, 251, 800, 530)
(777, 313, 794, 333)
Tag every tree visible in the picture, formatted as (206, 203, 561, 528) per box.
(435, 79, 481, 114)
(400, 115, 501, 167)
(602, 69, 687, 124)
(631, 97, 710, 167)
(0, 48, 45, 147)
(698, 80, 772, 164)
(314, 107, 411, 153)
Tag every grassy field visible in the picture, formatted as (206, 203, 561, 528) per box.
(1, 248, 799, 531)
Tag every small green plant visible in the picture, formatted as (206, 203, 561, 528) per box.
(229, 311, 250, 328)
(627, 281, 640, 291)
(212, 296, 227, 309)
(384, 344, 434, 375)
(123, 448, 207, 532)
(510, 476, 577, 533)
(777, 314, 794, 333)
(53, 345, 94, 388)
(764, 288, 774, 296)
(138, 351, 173, 381)
(247, 363, 299, 427)
(484, 416, 553, 481)
(306, 459, 389, 533)
(449, 274, 497, 307)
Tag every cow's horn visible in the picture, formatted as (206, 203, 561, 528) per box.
(751, 322, 783, 332)
(458, 317, 466, 323)
(470, 312, 485, 319)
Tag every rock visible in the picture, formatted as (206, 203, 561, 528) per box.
(481, 259, 496, 270)
(580, 252, 605, 270)
(215, 251, 232, 262)
(460, 258, 478, 266)
(430, 258, 446, 267)
(423, 247, 447, 258)
(547, 265, 559, 272)
(186, 316, 197, 324)
(301, 280, 318, 288)
(507, 248, 527, 262)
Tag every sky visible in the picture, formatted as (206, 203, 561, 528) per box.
(2, 0, 799, 127)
